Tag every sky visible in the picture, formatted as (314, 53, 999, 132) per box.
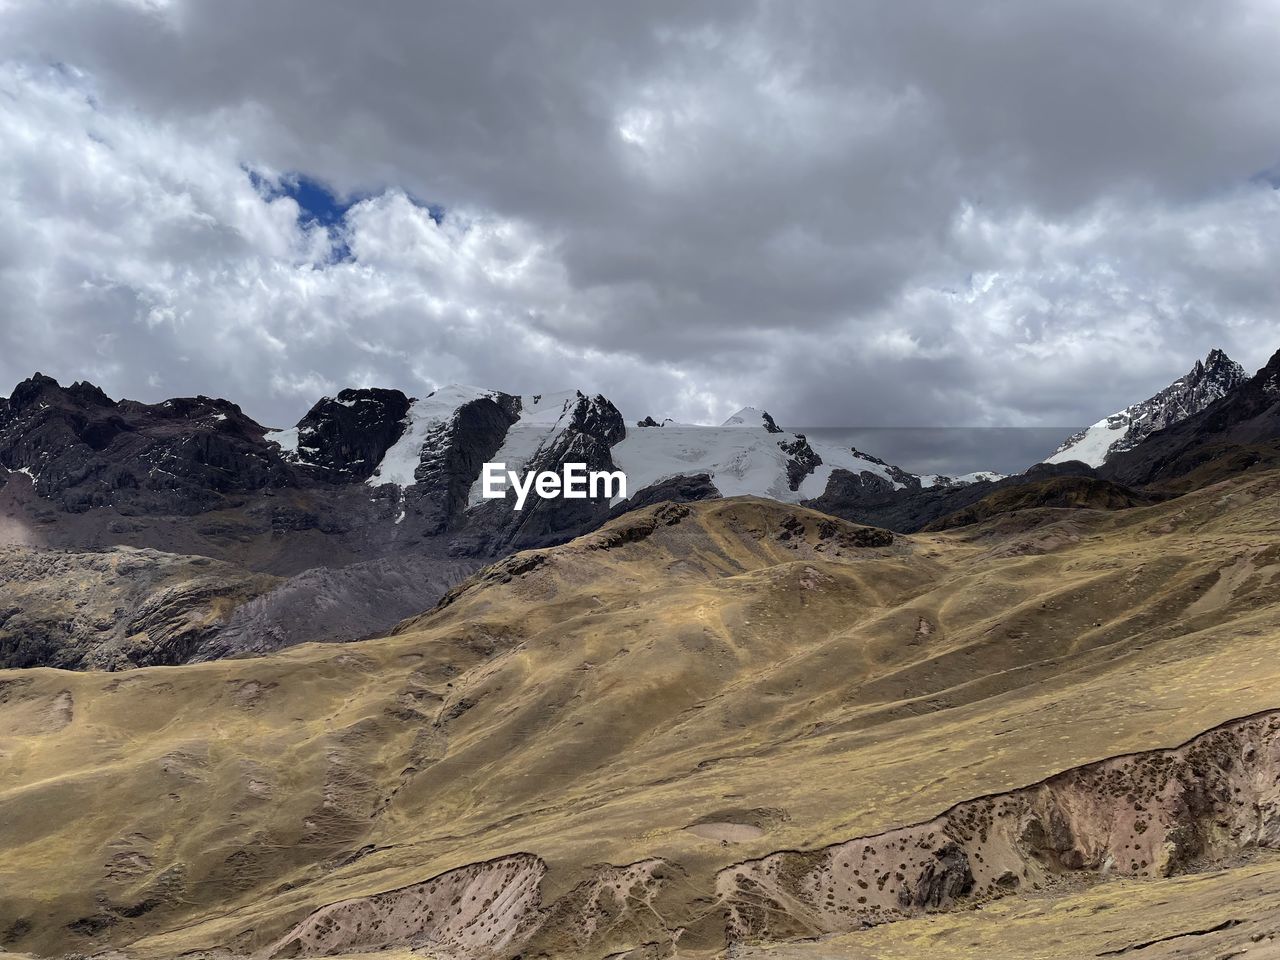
(2, 0, 1280, 435)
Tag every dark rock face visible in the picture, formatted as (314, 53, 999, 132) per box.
(760, 410, 783, 434)
(636, 415, 662, 428)
(407, 393, 523, 534)
(899, 844, 974, 910)
(778, 435, 822, 491)
(603, 473, 720, 521)
(0, 374, 296, 515)
(288, 389, 412, 481)
(1101, 347, 1280, 488)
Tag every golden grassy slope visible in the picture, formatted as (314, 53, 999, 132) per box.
(2, 476, 1280, 958)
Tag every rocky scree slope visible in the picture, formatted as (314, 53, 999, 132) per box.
(269, 708, 1280, 956)
(0, 544, 276, 669)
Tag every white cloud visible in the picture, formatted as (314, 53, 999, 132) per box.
(1, 0, 1280, 437)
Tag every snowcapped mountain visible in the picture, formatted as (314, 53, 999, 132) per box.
(614, 407, 913, 505)
(1046, 349, 1246, 468)
(330, 390, 999, 512)
(0, 371, 1004, 561)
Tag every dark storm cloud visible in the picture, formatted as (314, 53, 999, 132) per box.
(1, 0, 1279, 433)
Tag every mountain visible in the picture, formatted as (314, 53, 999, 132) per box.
(1, 373, 998, 669)
(4, 476, 1280, 958)
(7, 345, 1275, 673)
(0, 374, 996, 559)
(5, 355, 1280, 958)
(1045, 348, 1246, 467)
(806, 346, 1271, 535)
(1101, 345, 1280, 488)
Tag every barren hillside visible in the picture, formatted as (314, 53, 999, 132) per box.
(3, 477, 1280, 958)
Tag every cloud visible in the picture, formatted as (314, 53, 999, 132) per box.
(1, 0, 1279, 433)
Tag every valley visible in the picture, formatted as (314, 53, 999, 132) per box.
(3, 473, 1280, 958)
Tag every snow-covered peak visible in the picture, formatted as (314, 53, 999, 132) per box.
(462, 390, 592, 505)
(613, 412, 995, 505)
(1045, 349, 1247, 467)
(368, 385, 498, 486)
(721, 407, 782, 432)
(327, 379, 1003, 508)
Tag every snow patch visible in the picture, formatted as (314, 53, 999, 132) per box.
(464, 391, 583, 506)
(267, 426, 300, 456)
(1045, 416, 1124, 468)
(368, 385, 496, 487)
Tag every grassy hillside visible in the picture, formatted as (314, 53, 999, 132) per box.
(3, 477, 1280, 958)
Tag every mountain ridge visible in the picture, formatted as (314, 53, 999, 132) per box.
(1046, 348, 1247, 467)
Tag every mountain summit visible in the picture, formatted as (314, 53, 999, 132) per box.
(1046, 348, 1246, 467)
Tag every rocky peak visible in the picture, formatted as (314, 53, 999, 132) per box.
(777, 434, 822, 491)
(7, 373, 114, 415)
(850, 446, 922, 490)
(567, 392, 626, 446)
(289, 388, 413, 481)
(1047, 348, 1247, 467)
(1, 372, 297, 514)
(1100, 346, 1280, 486)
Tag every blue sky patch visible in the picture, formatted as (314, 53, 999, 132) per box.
(244, 169, 446, 263)
(245, 168, 445, 226)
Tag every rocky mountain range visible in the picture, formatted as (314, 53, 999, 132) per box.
(3, 344, 1280, 671)
(3, 345, 1280, 960)
(0, 374, 961, 667)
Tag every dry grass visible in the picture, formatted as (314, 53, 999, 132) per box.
(2, 476, 1280, 957)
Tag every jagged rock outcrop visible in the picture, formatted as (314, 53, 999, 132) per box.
(1101, 347, 1280, 488)
(285, 388, 412, 481)
(0, 373, 295, 514)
